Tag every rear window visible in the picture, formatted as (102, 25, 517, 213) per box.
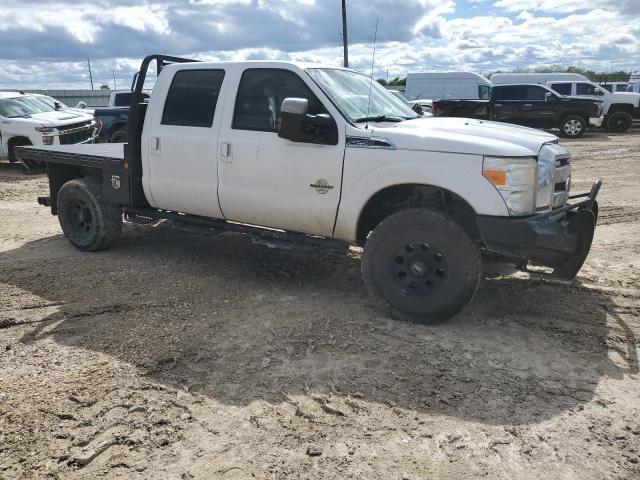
(494, 86, 522, 101)
(162, 69, 225, 127)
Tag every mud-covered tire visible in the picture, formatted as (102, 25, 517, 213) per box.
(605, 111, 633, 133)
(57, 178, 122, 252)
(558, 115, 586, 138)
(362, 208, 482, 324)
(110, 128, 128, 143)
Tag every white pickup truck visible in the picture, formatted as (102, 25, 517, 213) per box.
(17, 55, 602, 323)
(0, 91, 97, 170)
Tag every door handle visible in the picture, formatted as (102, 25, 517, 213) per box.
(523, 104, 533, 107)
(220, 142, 232, 163)
(493, 103, 503, 107)
(150, 136, 161, 156)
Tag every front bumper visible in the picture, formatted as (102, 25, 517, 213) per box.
(589, 116, 604, 127)
(477, 178, 602, 279)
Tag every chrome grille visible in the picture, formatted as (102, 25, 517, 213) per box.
(56, 121, 94, 145)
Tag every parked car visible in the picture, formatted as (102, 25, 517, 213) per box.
(94, 91, 151, 143)
(492, 73, 640, 132)
(409, 99, 433, 114)
(388, 90, 430, 116)
(0, 92, 97, 170)
(17, 55, 601, 323)
(431, 83, 603, 138)
(406, 72, 492, 101)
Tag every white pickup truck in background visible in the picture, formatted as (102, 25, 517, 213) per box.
(17, 55, 602, 323)
(0, 91, 97, 170)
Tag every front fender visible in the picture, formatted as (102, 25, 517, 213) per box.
(333, 148, 509, 242)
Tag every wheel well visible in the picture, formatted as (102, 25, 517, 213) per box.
(7, 136, 32, 162)
(355, 184, 479, 246)
(607, 104, 633, 116)
(108, 122, 128, 137)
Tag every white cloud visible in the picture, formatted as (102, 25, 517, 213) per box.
(0, 0, 638, 88)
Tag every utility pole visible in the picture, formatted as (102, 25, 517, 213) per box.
(112, 70, 117, 90)
(87, 58, 94, 90)
(341, 0, 349, 68)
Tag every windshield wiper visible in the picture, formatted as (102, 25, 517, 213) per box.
(354, 115, 407, 123)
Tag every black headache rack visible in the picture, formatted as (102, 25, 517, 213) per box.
(126, 54, 199, 206)
(18, 54, 200, 212)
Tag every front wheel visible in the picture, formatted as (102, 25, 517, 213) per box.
(57, 178, 123, 251)
(606, 111, 633, 133)
(362, 208, 482, 324)
(559, 115, 586, 138)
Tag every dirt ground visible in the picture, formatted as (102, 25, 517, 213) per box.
(1, 130, 639, 480)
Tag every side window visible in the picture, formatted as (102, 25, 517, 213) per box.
(550, 83, 572, 95)
(601, 85, 613, 92)
(616, 84, 627, 92)
(478, 84, 491, 100)
(494, 86, 523, 101)
(114, 93, 132, 107)
(524, 86, 547, 101)
(233, 69, 325, 132)
(162, 69, 225, 127)
(576, 83, 598, 96)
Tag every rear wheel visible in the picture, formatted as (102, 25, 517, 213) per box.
(559, 115, 586, 138)
(362, 208, 481, 324)
(110, 128, 128, 143)
(57, 178, 122, 251)
(606, 111, 633, 133)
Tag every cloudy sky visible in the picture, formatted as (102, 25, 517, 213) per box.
(1, 0, 638, 89)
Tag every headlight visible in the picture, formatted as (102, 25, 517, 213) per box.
(483, 156, 537, 215)
(36, 126, 55, 145)
(535, 151, 555, 212)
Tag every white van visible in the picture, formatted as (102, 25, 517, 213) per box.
(405, 72, 492, 100)
(491, 73, 589, 85)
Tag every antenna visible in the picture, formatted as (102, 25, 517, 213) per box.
(365, 18, 379, 130)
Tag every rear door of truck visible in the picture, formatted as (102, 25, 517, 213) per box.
(489, 86, 521, 123)
(141, 66, 227, 218)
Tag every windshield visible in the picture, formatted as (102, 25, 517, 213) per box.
(306, 68, 418, 122)
(36, 95, 68, 109)
(0, 96, 56, 118)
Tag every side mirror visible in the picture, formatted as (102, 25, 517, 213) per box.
(545, 92, 553, 103)
(278, 98, 338, 145)
(54, 101, 62, 110)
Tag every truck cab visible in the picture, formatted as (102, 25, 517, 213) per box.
(16, 55, 602, 324)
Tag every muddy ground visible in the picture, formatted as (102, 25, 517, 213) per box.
(0, 130, 639, 479)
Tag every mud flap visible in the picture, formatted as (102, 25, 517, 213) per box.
(553, 207, 596, 280)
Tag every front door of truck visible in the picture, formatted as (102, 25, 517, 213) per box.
(143, 68, 226, 218)
(217, 67, 345, 237)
